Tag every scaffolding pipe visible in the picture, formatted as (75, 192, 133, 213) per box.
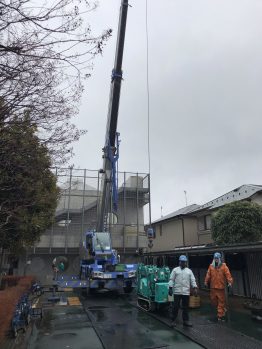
(136, 173, 139, 250)
(65, 168, 72, 253)
(123, 172, 126, 253)
(81, 169, 87, 241)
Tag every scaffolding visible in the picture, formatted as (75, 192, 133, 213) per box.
(33, 168, 151, 256)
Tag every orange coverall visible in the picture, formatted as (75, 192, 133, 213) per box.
(205, 263, 233, 318)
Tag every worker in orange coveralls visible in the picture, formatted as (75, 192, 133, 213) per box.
(204, 252, 233, 321)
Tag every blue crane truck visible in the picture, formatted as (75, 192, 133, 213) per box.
(79, 231, 136, 293)
(55, 0, 138, 293)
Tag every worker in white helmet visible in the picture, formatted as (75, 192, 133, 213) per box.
(169, 255, 198, 327)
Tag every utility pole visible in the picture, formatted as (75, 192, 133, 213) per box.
(184, 190, 188, 207)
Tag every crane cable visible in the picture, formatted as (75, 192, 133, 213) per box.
(145, 0, 152, 226)
(145, 0, 151, 175)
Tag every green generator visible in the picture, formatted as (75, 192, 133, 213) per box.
(136, 264, 170, 311)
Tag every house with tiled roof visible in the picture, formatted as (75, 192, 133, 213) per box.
(192, 184, 262, 245)
(151, 184, 262, 251)
(146, 185, 262, 299)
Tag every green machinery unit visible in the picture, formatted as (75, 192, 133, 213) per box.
(137, 264, 170, 311)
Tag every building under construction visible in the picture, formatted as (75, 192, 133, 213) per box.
(17, 167, 150, 284)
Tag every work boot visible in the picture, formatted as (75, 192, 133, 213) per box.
(183, 321, 193, 327)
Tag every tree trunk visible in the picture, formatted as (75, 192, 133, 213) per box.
(0, 248, 5, 271)
(0, 248, 5, 288)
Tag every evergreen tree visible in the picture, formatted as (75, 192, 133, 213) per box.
(0, 118, 59, 259)
(211, 201, 262, 244)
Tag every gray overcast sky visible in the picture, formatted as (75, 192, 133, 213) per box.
(72, 0, 262, 221)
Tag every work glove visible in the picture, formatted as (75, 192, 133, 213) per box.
(168, 287, 173, 297)
(227, 283, 233, 295)
(193, 288, 198, 297)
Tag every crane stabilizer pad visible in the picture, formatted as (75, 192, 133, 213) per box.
(62, 288, 74, 292)
(68, 297, 82, 306)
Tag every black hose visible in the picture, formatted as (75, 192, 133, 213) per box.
(84, 305, 106, 349)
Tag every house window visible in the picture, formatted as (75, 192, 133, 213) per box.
(205, 215, 211, 230)
(198, 216, 205, 231)
(198, 215, 211, 231)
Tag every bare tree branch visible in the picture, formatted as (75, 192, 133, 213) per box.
(0, 0, 111, 164)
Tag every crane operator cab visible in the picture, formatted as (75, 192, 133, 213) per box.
(92, 232, 111, 254)
(80, 231, 118, 278)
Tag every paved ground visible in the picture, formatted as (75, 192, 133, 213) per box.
(25, 289, 202, 349)
(145, 303, 262, 349)
(83, 291, 262, 349)
(133, 292, 262, 349)
(84, 291, 202, 349)
(27, 306, 103, 349)
(190, 299, 262, 342)
(2, 289, 262, 349)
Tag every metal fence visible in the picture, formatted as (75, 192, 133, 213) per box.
(34, 168, 151, 254)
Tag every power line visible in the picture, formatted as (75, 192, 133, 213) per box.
(145, 0, 152, 227)
(145, 0, 151, 175)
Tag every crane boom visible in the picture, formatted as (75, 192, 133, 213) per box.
(97, 0, 129, 232)
(57, 1, 137, 294)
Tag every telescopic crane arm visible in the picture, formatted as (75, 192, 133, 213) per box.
(97, 0, 129, 232)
